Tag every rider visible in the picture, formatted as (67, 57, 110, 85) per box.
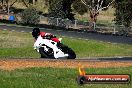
(32, 28, 60, 42)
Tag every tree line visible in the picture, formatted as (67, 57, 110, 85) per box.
(48, 0, 132, 28)
(0, 0, 132, 28)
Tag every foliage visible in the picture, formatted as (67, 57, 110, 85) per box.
(48, 0, 66, 19)
(81, 0, 112, 8)
(48, 0, 74, 20)
(72, 0, 88, 15)
(62, 0, 75, 20)
(72, 0, 113, 15)
(20, 6, 40, 25)
(0, 0, 18, 6)
(114, 0, 132, 27)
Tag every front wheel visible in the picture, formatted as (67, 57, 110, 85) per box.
(39, 47, 55, 59)
(58, 43, 76, 59)
(67, 47, 76, 59)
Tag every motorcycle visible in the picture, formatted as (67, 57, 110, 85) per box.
(33, 35, 76, 59)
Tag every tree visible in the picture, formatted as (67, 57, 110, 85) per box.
(48, 0, 74, 20)
(21, 0, 35, 7)
(62, 0, 75, 20)
(114, 0, 132, 27)
(72, 0, 88, 15)
(74, 0, 114, 30)
(20, 6, 40, 24)
(48, 0, 66, 19)
(0, 0, 18, 7)
(0, 0, 18, 14)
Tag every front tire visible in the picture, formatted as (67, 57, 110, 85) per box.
(76, 76, 86, 85)
(39, 47, 54, 59)
(58, 43, 76, 59)
(67, 47, 76, 59)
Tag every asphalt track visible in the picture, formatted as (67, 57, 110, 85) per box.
(0, 24, 132, 61)
(0, 24, 132, 45)
(1, 57, 132, 61)
(0, 57, 132, 62)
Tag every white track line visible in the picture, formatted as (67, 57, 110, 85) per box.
(77, 32, 83, 33)
(78, 38, 82, 39)
(85, 39, 89, 41)
(56, 30, 62, 32)
(11, 30, 15, 31)
(21, 31, 24, 32)
(68, 31, 74, 32)
(45, 29, 53, 31)
(70, 37, 73, 38)
(3, 29, 7, 30)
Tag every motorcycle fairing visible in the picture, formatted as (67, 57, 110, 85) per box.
(34, 35, 68, 59)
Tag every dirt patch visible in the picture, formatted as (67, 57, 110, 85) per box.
(0, 59, 132, 70)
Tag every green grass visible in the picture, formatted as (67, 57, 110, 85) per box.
(0, 30, 132, 58)
(0, 67, 131, 88)
(62, 38, 132, 58)
(0, 30, 40, 58)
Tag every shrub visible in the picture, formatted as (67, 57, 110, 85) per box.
(115, 0, 132, 27)
(20, 6, 40, 25)
(48, 0, 74, 20)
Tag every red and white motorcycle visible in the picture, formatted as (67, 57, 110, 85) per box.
(33, 35, 76, 59)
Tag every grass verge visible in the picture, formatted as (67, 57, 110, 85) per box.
(0, 67, 131, 88)
(0, 30, 132, 58)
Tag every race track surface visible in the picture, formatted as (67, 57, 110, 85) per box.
(0, 24, 132, 44)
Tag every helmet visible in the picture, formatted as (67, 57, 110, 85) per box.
(32, 28, 40, 38)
